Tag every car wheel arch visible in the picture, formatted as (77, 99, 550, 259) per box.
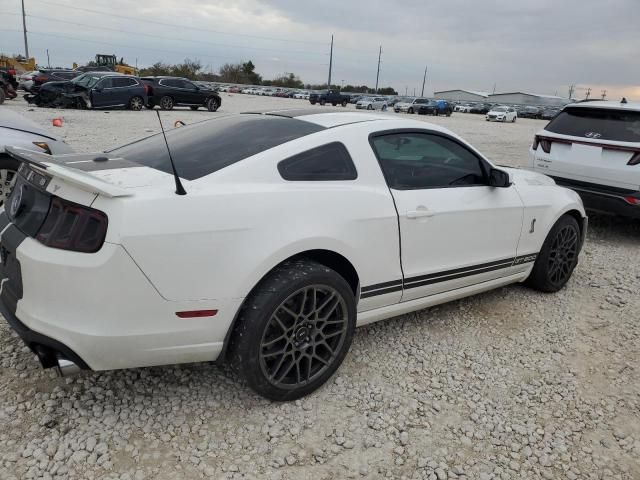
(219, 248, 360, 362)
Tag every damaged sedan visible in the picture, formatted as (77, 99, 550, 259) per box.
(25, 72, 147, 110)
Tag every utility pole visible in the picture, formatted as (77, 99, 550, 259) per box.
(46, 49, 50, 67)
(375, 46, 382, 93)
(405, 86, 408, 96)
(601, 89, 607, 100)
(585, 87, 591, 100)
(568, 84, 575, 99)
(21, 0, 29, 58)
(421, 65, 427, 97)
(492, 83, 497, 94)
(327, 35, 334, 90)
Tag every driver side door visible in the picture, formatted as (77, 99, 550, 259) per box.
(370, 131, 524, 302)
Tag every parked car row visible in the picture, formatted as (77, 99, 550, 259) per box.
(453, 101, 560, 120)
(23, 72, 221, 112)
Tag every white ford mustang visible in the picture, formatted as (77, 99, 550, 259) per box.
(0, 110, 587, 400)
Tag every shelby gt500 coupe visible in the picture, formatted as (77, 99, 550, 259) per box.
(0, 110, 587, 400)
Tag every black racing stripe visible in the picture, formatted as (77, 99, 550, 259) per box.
(360, 285, 403, 299)
(404, 257, 515, 285)
(361, 279, 403, 293)
(0, 212, 9, 232)
(404, 262, 516, 290)
(361, 252, 539, 299)
(0, 224, 28, 314)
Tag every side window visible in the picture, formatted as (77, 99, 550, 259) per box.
(96, 77, 114, 89)
(112, 77, 136, 88)
(278, 142, 357, 181)
(182, 80, 197, 90)
(160, 79, 177, 88)
(370, 133, 487, 189)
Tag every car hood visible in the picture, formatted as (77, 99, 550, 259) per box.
(487, 110, 508, 115)
(503, 167, 556, 187)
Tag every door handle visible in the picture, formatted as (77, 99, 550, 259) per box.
(406, 206, 434, 219)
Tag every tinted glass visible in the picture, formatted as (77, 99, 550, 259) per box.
(545, 107, 640, 142)
(160, 79, 179, 88)
(96, 77, 114, 89)
(278, 142, 357, 181)
(112, 77, 137, 87)
(371, 133, 486, 189)
(108, 115, 325, 180)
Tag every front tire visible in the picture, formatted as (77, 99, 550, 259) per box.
(341, 100, 347, 107)
(408, 107, 414, 114)
(190, 105, 199, 111)
(319, 99, 326, 106)
(206, 97, 219, 112)
(526, 215, 581, 292)
(230, 259, 356, 401)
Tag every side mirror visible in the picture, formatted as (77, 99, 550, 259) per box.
(489, 168, 512, 188)
(94, 87, 102, 92)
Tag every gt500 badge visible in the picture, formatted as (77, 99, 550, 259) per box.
(514, 254, 537, 265)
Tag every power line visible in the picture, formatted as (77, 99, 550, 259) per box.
(30, 0, 328, 46)
(0, 29, 328, 68)
(22, 13, 328, 57)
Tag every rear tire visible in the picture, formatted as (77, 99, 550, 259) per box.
(229, 259, 356, 401)
(0, 89, 5, 105)
(319, 99, 326, 106)
(128, 96, 144, 111)
(526, 215, 581, 292)
(159, 96, 174, 110)
(512, 116, 517, 123)
(341, 100, 347, 107)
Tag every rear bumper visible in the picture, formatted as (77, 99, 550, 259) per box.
(550, 176, 640, 219)
(0, 297, 90, 370)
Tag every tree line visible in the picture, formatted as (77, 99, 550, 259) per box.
(137, 58, 398, 94)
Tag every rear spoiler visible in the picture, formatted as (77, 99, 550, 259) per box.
(6, 146, 133, 198)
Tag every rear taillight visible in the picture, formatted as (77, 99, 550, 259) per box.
(36, 196, 108, 253)
(532, 135, 552, 153)
(627, 152, 640, 166)
(34, 75, 48, 83)
(623, 196, 640, 205)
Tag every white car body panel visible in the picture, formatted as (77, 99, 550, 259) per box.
(0, 112, 586, 372)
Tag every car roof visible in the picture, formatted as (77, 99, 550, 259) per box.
(564, 100, 640, 112)
(240, 109, 394, 128)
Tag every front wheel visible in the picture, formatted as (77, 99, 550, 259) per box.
(206, 97, 219, 112)
(382, 104, 387, 111)
(319, 99, 326, 106)
(526, 215, 581, 292)
(230, 259, 356, 401)
(408, 107, 414, 114)
(128, 96, 144, 111)
(367, 104, 373, 110)
(341, 100, 347, 107)
(512, 116, 517, 123)
(190, 105, 199, 111)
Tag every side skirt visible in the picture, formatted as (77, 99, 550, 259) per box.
(356, 271, 530, 327)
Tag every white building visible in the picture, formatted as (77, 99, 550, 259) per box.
(433, 90, 490, 102)
(487, 92, 572, 107)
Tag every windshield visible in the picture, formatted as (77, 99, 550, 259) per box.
(492, 106, 508, 112)
(72, 74, 102, 88)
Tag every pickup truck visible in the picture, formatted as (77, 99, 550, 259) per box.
(309, 89, 349, 107)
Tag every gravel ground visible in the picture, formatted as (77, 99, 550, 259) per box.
(1, 95, 639, 480)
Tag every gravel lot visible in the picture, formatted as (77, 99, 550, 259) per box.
(1, 95, 639, 480)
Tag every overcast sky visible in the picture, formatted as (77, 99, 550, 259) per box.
(1, 0, 638, 99)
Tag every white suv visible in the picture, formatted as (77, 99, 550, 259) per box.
(528, 100, 640, 218)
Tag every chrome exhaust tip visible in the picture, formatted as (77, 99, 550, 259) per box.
(55, 358, 80, 377)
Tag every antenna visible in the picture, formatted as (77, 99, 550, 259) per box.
(155, 111, 187, 196)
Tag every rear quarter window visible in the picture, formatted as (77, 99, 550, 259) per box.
(546, 107, 640, 142)
(278, 142, 357, 181)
